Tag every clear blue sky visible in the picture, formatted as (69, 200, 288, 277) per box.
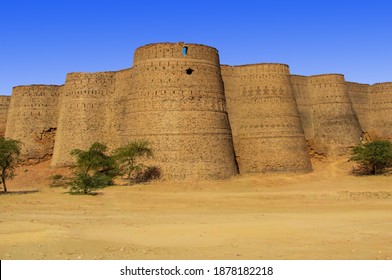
(1, 0, 391, 94)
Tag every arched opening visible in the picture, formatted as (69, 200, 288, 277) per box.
(182, 46, 188, 57)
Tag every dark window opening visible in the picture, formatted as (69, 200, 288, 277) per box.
(182, 46, 188, 57)
(185, 68, 194, 75)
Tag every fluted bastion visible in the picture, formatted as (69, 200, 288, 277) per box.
(222, 64, 312, 173)
(120, 42, 238, 180)
(5, 85, 61, 162)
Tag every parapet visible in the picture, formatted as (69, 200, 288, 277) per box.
(133, 42, 220, 65)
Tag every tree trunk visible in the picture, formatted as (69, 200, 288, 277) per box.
(2, 175, 7, 193)
(372, 164, 376, 175)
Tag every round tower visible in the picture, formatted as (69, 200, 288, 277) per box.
(222, 64, 312, 173)
(118, 42, 238, 180)
(5, 85, 60, 162)
(308, 74, 362, 156)
(51, 72, 116, 166)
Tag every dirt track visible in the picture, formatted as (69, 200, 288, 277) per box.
(0, 159, 391, 259)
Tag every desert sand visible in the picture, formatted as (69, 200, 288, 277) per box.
(0, 158, 391, 260)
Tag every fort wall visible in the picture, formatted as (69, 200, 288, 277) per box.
(292, 74, 362, 156)
(347, 81, 370, 134)
(0, 96, 11, 136)
(5, 85, 61, 162)
(3, 42, 392, 179)
(51, 72, 116, 166)
(369, 82, 392, 139)
(120, 43, 238, 180)
(222, 64, 312, 173)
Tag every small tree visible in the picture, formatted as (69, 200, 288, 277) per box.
(69, 142, 118, 194)
(113, 140, 153, 185)
(351, 140, 392, 175)
(0, 137, 22, 193)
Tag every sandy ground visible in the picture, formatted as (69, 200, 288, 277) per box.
(0, 158, 391, 260)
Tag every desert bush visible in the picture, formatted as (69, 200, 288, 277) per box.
(351, 140, 392, 175)
(68, 142, 119, 194)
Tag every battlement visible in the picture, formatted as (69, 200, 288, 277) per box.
(371, 82, 392, 93)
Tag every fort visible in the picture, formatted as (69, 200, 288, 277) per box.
(2, 42, 392, 180)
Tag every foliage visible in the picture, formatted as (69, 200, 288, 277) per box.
(350, 140, 392, 175)
(113, 140, 154, 185)
(68, 172, 113, 195)
(0, 137, 22, 193)
(68, 142, 119, 194)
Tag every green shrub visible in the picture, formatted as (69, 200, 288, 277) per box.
(68, 142, 119, 194)
(351, 140, 392, 175)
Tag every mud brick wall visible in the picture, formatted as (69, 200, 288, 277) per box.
(222, 64, 312, 173)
